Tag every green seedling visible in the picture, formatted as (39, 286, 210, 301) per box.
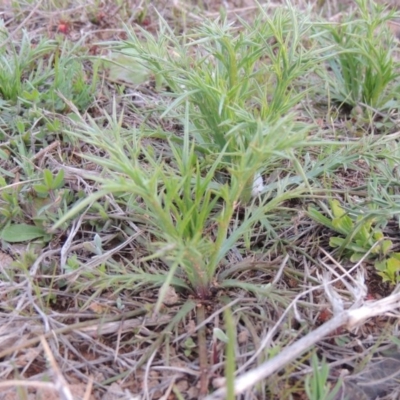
(375, 253, 400, 284)
(183, 337, 196, 357)
(316, 0, 399, 110)
(33, 169, 65, 197)
(0, 191, 23, 224)
(0, 22, 96, 117)
(309, 199, 400, 283)
(305, 353, 342, 400)
(0, 24, 55, 103)
(0, 167, 67, 246)
(44, 46, 96, 112)
(65, 254, 80, 273)
(53, 97, 308, 314)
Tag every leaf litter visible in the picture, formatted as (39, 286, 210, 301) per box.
(1, 0, 400, 399)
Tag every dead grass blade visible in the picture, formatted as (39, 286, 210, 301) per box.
(205, 290, 400, 399)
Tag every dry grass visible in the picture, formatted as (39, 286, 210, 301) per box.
(1, 0, 400, 399)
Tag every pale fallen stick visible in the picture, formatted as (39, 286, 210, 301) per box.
(0, 381, 55, 390)
(41, 336, 74, 400)
(205, 291, 400, 400)
(79, 314, 171, 337)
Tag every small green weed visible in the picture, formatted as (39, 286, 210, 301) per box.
(54, 106, 302, 308)
(0, 22, 55, 103)
(309, 199, 400, 283)
(0, 23, 96, 115)
(0, 189, 23, 225)
(305, 353, 342, 400)
(316, 0, 399, 110)
(33, 169, 65, 197)
(51, 4, 323, 310)
(0, 165, 70, 247)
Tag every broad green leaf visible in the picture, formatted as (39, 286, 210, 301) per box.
(330, 199, 345, 218)
(390, 252, 400, 261)
(0, 148, 10, 161)
(375, 257, 400, 284)
(381, 240, 393, 256)
(332, 215, 353, 234)
(350, 252, 366, 262)
(43, 169, 53, 188)
(307, 207, 335, 230)
(52, 169, 65, 189)
(370, 239, 392, 255)
(213, 328, 229, 343)
(329, 237, 346, 248)
(356, 224, 371, 246)
(107, 49, 151, 85)
(373, 231, 384, 241)
(376, 271, 392, 283)
(183, 337, 196, 350)
(33, 184, 50, 195)
(355, 239, 367, 248)
(1, 223, 46, 242)
(375, 259, 387, 272)
(21, 88, 40, 102)
(386, 257, 400, 275)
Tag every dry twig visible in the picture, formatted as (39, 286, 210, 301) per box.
(205, 290, 400, 399)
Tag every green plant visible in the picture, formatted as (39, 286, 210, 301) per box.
(0, 22, 55, 103)
(107, 4, 323, 201)
(0, 222, 49, 243)
(39, 44, 96, 112)
(52, 95, 308, 315)
(3, 1, 400, 399)
(308, 199, 400, 283)
(0, 190, 23, 226)
(316, 0, 399, 109)
(0, 22, 96, 114)
(33, 169, 65, 198)
(305, 353, 342, 400)
(119, 5, 320, 146)
(0, 166, 68, 245)
(50, 4, 326, 308)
